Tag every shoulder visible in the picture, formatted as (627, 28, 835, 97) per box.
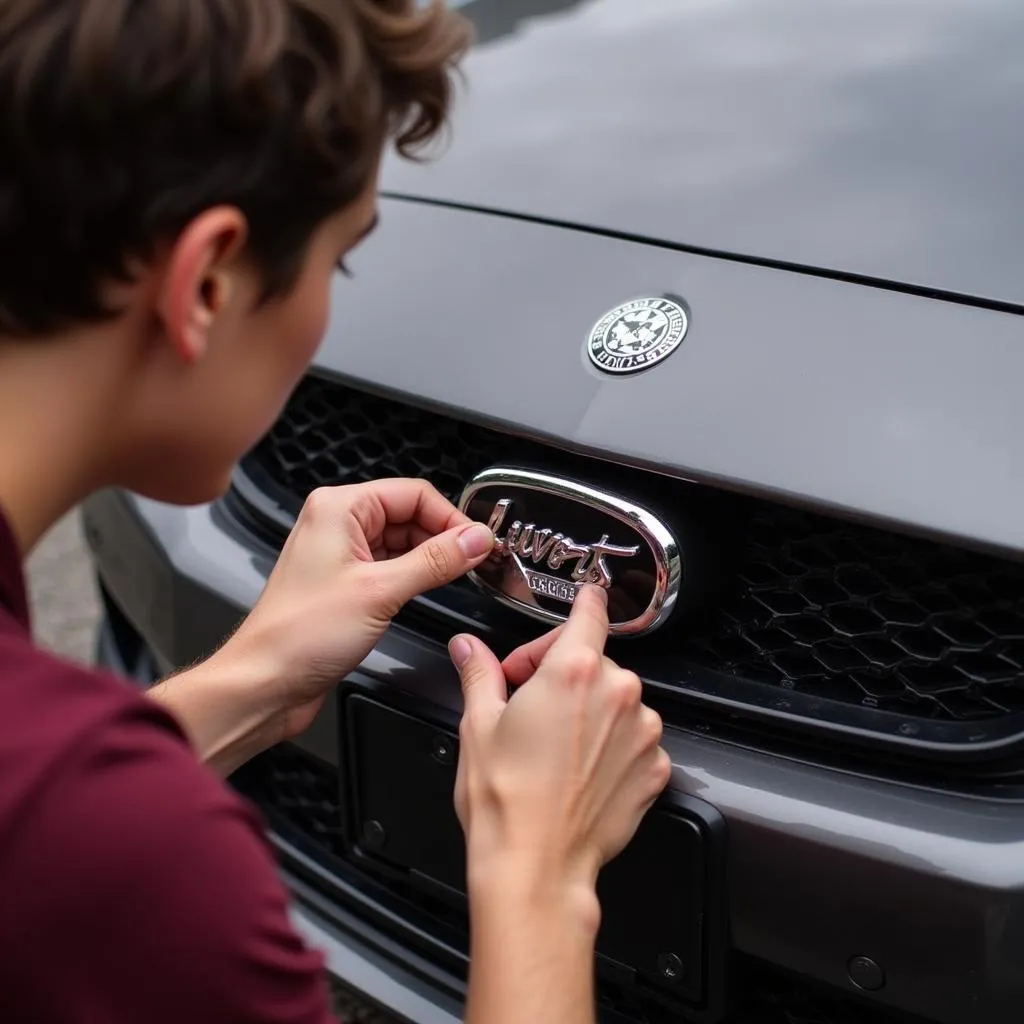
(0, 634, 335, 1023)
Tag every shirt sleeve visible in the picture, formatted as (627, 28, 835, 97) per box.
(5, 703, 338, 1024)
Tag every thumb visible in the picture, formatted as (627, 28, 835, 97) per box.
(449, 634, 507, 728)
(378, 522, 495, 607)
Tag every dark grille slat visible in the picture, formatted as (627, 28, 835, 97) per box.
(243, 376, 1024, 727)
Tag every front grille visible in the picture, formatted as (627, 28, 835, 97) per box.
(242, 375, 1024, 736)
(236, 740, 346, 858)
(234, 745, 915, 1024)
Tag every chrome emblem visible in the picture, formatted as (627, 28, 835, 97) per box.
(586, 296, 688, 375)
(458, 468, 681, 636)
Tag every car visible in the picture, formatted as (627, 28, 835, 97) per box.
(83, 0, 1024, 1021)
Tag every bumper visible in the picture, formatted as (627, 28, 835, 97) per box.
(288, 890, 462, 1024)
(82, 488, 1024, 1024)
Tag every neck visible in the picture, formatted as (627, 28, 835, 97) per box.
(0, 328, 125, 554)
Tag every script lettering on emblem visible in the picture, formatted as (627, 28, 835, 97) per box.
(486, 498, 639, 596)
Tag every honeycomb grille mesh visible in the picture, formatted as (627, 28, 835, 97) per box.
(684, 507, 1024, 720)
(234, 746, 911, 1024)
(243, 375, 1024, 724)
(248, 376, 522, 506)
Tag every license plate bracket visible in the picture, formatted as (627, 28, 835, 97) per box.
(340, 690, 729, 1017)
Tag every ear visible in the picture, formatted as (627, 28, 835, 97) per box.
(158, 207, 249, 364)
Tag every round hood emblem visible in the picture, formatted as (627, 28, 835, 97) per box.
(586, 296, 689, 375)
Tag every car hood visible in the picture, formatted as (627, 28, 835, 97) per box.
(382, 0, 1024, 307)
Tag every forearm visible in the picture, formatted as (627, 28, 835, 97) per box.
(466, 864, 600, 1024)
(147, 651, 282, 777)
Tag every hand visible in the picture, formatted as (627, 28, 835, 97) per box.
(449, 587, 671, 925)
(207, 479, 495, 744)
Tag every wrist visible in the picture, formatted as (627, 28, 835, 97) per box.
(467, 848, 602, 940)
(149, 643, 285, 776)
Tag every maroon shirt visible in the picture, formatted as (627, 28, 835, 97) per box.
(0, 511, 337, 1023)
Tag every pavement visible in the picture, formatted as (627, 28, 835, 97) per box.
(25, 510, 394, 1024)
(25, 511, 100, 664)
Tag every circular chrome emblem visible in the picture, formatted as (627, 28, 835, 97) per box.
(586, 296, 689, 375)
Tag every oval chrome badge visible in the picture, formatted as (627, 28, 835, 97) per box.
(586, 296, 689, 375)
(458, 468, 681, 637)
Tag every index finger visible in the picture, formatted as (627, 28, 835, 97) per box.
(350, 478, 470, 539)
(546, 585, 610, 660)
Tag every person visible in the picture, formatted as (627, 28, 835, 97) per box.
(0, 2, 671, 1022)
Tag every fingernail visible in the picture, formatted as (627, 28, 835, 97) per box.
(583, 583, 608, 605)
(449, 635, 472, 668)
(458, 523, 494, 559)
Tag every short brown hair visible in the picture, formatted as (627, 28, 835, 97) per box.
(0, 0, 471, 335)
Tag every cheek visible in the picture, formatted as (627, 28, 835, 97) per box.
(241, 282, 332, 429)
(299, 285, 331, 353)
(237, 276, 334, 444)
(278, 276, 333, 374)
